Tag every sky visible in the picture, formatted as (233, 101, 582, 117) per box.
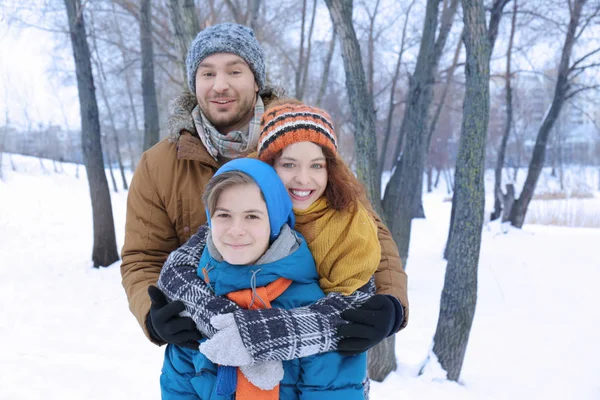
(0, 15, 80, 130)
(1, 153, 599, 399)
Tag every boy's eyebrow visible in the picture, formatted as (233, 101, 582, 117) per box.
(244, 209, 266, 214)
(214, 207, 265, 214)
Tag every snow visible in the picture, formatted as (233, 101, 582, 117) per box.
(1, 154, 600, 399)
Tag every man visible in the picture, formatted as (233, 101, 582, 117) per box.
(121, 23, 408, 355)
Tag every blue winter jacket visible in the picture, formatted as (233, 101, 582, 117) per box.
(160, 232, 367, 400)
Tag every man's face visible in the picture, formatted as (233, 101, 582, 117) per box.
(195, 53, 259, 134)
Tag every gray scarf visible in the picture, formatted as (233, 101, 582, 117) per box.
(192, 96, 264, 161)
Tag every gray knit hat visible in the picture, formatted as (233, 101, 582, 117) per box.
(186, 23, 266, 94)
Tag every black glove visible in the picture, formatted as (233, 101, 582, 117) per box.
(337, 294, 404, 356)
(146, 285, 203, 349)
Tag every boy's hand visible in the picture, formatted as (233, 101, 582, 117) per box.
(200, 314, 254, 366)
(241, 361, 284, 390)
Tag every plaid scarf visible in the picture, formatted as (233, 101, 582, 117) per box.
(192, 96, 264, 160)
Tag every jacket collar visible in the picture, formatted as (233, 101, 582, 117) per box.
(176, 133, 220, 169)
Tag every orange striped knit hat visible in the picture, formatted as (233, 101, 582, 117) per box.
(258, 102, 338, 163)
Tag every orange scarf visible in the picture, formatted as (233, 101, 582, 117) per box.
(220, 275, 292, 400)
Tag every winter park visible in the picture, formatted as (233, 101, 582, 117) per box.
(1, 1, 600, 399)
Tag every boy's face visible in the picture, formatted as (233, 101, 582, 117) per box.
(274, 141, 328, 210)
(211, 183, 270, 265)
(195, 53, 259, 134)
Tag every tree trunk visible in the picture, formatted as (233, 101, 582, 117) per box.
(509, 0, 586, 228)
(141, 0, 160, 151)
(433, 0, 490, 381)
(426, 28, 463, 152)
(444, 0, 508, 258)
(99, 78, 129, 191)
(298, 0, 317, 101)
(63, 0, 119, 267)
(491, 0, 517, 222)
(427, 165, 433, 192)
(434, 166, 441, 188)
(167, 0, 200, 91)
(377, 0, 415, 181)
(295, 0, 308, 99)
(111, 0, 140, 171)
(103, 135, 119, 193)
(367, 335, 396, 382)
(382, 0, 442, 267)
(248, 0, 262, 33)
(325, 0, 393, 380)
(315, 24, 337, 107)
(0, 124, 5, 181)
(366, 0, 381, 100)
(325, 0, 381, 214)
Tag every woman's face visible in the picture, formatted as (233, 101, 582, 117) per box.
(273, 141, 328, 210)
(210, 183, 270, 265)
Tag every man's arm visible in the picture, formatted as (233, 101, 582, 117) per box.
(157, 224, 242, 338)
(358, 193, 409, 330)
(120, 152, 180, 343)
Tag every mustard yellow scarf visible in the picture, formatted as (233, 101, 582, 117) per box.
(294, 197, 380, 295)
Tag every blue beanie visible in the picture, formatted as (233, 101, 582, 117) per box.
(186, 23, 266, 94)
(207, 158, 294, 241)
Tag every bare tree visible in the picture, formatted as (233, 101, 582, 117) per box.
(382, 0, 459, 267)
(431, 0, 491, 381)
(325, 0, 381, 213)
(140, 0, 160, 151)
(167, 0, 200, 91)
(377, 0, 416, 180)
(325, 0, 402, 382)
(443, 0, 510, 259)
(224, 0, 262, 28)
(491, 0, 518, 221)
(509, 0, 597, 227)
(293, 0, 317, 100)
(110, 1, 141, 171)
(63, 0, 119, 267)
(364, 0, 381, 99)
(316, 23, 337, 107)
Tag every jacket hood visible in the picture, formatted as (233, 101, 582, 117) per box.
(167, 92, 198, 142)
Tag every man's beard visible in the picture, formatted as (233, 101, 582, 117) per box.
(203, 96, 255, 133)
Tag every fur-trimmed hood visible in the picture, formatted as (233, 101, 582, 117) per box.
(167, 92, 199, 142)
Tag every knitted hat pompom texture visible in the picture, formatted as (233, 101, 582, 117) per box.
(186, 23, 266, 94)
(258, 103, 338, 163)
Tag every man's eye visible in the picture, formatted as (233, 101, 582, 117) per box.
(246, 214, 259, 220)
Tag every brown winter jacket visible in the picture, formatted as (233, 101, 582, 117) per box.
(120, 93, 409, 344)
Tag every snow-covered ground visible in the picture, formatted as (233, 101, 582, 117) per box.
(1, 154, 599, 399)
